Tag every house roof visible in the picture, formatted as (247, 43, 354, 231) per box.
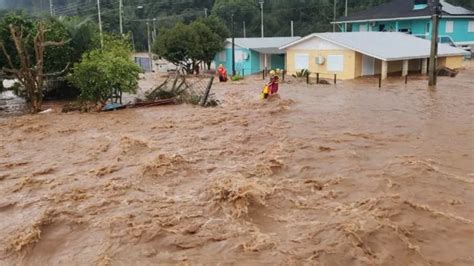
(225, 37, 301, 54)
(280, 32, 469, 61)
(334, 0, 474, 23)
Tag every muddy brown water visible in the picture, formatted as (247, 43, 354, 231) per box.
(0, 63, 473, 265)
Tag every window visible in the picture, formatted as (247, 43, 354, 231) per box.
(445, 21, 454, 33)
(426, 22, 430, 34)
(327, 55, 344, 72)
(294, 54, 309, 70)
(469, 21, 474, 32)
(359, 24, 367, 32)
(218, 51, 226, 61)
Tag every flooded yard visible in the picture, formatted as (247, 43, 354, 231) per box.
(0, 62, 473, 265)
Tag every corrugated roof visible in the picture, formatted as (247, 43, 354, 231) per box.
(335, 0, 473, 23)
(225, 37, 301, 54)
(280, 32, 469, 61)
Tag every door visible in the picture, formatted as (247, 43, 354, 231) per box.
(362, 55, 375, 76)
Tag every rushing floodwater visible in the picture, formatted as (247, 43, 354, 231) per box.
(0, 63, 473, 265)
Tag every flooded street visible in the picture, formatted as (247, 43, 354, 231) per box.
(0, 62, 473, 265)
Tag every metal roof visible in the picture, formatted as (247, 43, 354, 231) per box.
(334, 0, 473, 23)
(280, 32, 469, 61)
(225, 37, 301, 54)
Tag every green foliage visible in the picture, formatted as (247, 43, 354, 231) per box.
(0, 12, 36, 71)
(292, 69, 310, 78)
(231, 74, 244, 81)
(42, 18, 73, 73)
(58, 16, 99, 64)
(153, 21, 223, 72)
(68, 35, 140, 105)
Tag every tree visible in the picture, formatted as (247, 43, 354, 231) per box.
(68, 35, 141, 105)
(190, 21, 224, 70)
(0, 13, 68, 113)
(153, 21, 224, 73)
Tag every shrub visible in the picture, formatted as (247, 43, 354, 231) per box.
(231, 74, 244, 81)
(292, 69, 310, 78)
(68, 35, 141, 105)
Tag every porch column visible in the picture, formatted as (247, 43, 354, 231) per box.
(402, 60, 409, 76)
(421, 58, 428, 75)
(395, 21, 399, 32)
(264, 54, 268, 71)
(381, 60, 388, 80)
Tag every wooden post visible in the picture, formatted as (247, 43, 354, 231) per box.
(429, 0, 441, 86)
(282, 70, 285, 81)
(200, 76, 215, 107)
(306, 72, 309, 84)
(378, 74, 382, 88)
(316, 73, 319, 84)
(334, 74, 337, 84)
(405, 74, 408, 84)
(262, 69, 265, 80)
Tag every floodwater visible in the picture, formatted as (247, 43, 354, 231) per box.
(0, 63, 473, 265)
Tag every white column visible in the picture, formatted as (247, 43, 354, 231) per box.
(421, 58, 428, 74)
(402, 60, 409, 76)
(381, 61, 388, 79)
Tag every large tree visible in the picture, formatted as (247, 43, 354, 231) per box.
(0, 13, 70, 112)
(153, 21, 223, 73)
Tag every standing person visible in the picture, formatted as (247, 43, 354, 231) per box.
(217, 64, 228, 82)
(268, 70, 280, 95)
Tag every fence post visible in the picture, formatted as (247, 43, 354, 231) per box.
(405, 74, 408, 84)
(334, 74, 337, 85)
(378, 74, 382, 88)
(200, 76, 215, 107)
(262, 69, 265, 80)
(306, 72, 310, 84)
(282, 70, 285, 81)
(316, 73, 319, 84)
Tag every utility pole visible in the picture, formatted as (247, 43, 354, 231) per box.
(333, 0, 337, 32)
(119, 0, 123, 35)
(152, 18, 157, 44)
(291, 20, 294, 37)
(97, 0, 103, 48)
(429, 0, 441, 86)
(344, 0, 348, 32)
(49, 0, 53, 16)
(147, 21, 153, 73)
(243, 21, 246, 38)
(260, 1, 264, 38)
(231, 13, 236, 76)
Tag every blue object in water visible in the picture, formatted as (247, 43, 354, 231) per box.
(102, 103, 125, 112)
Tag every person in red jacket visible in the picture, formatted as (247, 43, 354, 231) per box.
(217, 64, 228, 82)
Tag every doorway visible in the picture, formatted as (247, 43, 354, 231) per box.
(362, 55, 375, 76)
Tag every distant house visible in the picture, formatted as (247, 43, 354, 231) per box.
(214, 37, 300, 76)
(333, 0, 474, 50)
(280, 32, 468, 80)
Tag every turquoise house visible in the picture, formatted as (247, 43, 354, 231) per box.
(333, 0, 474, 50)
(214, 37, 300, 76)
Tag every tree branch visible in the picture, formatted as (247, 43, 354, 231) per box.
(40, 62, 70, 77)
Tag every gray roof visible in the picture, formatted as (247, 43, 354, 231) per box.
(226, 37, 301, 54)
(335, 0, 473, 23)
(280, 32, 469, 61)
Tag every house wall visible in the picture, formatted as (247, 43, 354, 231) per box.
(348, 18, 474, 44)
(285, 37, 357, 79)
(214, 45, 262, 76)
(438, 56, 464, 68)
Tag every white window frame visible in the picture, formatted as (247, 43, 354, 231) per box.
(468, 21, 474, 33)
(294, 54, 309, 70)
(445, 20, 454, 33)
(327, 55, 344, 72)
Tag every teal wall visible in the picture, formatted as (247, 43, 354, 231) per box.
(347, 18, 473, 44)
(214, 47, 287, 76)
(271, 54, 285, 70)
